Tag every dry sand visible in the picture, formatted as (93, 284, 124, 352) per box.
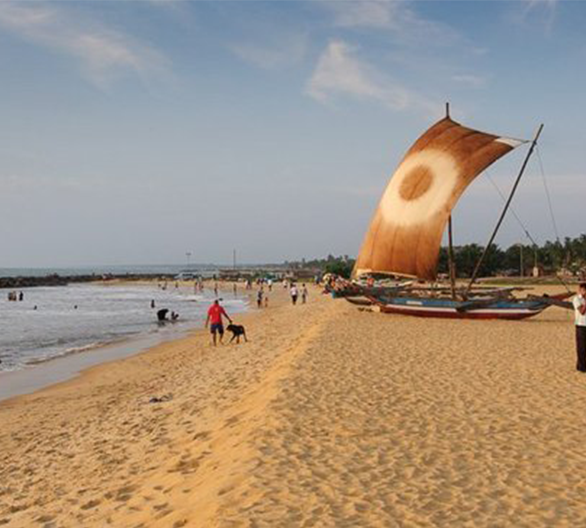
(1, 284, 585, 527)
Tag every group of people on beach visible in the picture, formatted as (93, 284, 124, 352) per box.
(156, 308, 179, 323)
(6, 291, 24, 302)
(289, 283, 308, 305)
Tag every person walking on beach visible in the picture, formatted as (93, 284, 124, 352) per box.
(301, 284, 308, 304)
(205, 299, 232, 346)
(257, 289, 264, 309)
(574, 283, 586, 372)
(290, 284, 298, 305)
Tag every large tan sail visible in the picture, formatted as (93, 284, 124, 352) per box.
(353, 117, 525, 280)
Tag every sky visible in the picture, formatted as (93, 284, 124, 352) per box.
(0, 0, 585, 267)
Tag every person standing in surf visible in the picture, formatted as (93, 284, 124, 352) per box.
(205, 299, 232, 346)
(573, 283, 586, 372)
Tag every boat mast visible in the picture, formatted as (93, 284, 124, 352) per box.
(448, 216, 457, 299)
(442, 102, 458, 299)
(466, 123, 544, 294)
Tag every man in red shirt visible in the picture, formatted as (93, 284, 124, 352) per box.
(205, 299, 232, 346)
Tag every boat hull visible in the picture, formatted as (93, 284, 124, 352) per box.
(344, 296, 373, 306)
(370, 296, 548, 320)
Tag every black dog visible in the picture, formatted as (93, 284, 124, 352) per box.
(227, 324, 247, 344)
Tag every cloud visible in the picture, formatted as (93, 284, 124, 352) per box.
(451, 74, 488, 88)
(306, 40, 437, 116)
(146, 0, 181, 6)
(0, 2, 168, 88)
(329, 0, 402, 29)
(523, 0, 559, 10)
(139, 0, 193, 15)
(509, 0, 559, 33)
(324, 0, 458, 46)
(230, 34, 308, 70)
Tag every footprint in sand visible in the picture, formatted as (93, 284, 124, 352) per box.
(193, 431, 211, 441)
(80, 498, 101, 510)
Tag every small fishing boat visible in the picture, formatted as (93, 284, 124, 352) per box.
(347, 104, 571, 320)
(370, 292, 570, 320)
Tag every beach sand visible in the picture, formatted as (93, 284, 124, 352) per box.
(1, 284, 586, 526)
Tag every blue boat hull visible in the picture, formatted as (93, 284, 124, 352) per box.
(370, 296, 548, 320)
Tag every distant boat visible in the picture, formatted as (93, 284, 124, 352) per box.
(349, 105, 571, 319)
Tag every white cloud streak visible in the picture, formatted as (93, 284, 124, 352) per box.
(0, 2, 168, 88)
(451, 74, 488, 88)
(513, 0, 559, 34)
(230, 34, 308, 70)
(523, 0, 559, 10)
(325, 0, 458, 46)
(306, 40, 438, 116)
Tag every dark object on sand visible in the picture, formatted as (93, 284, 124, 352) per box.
(227, 324, 247, 344)
(149, 394, 173, 404)
(157, 308, 169, 322)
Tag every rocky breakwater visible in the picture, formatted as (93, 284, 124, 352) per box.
(0, 273, 175, 289)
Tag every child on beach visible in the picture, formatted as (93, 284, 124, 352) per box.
(257, 289, 263, 308)
(290, 284, 298, 305)
(301, 284, 308, 304)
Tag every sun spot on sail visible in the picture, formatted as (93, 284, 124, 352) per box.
(399, 166, 433, 201)
(379, 149, 460, 226)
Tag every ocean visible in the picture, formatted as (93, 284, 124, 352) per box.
(0, 281, 247, 372)
(0, 264, 219, 278)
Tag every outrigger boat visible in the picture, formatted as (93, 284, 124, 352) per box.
(345, 104, 571, 320)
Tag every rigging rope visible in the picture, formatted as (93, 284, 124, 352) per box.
(485, 171, 538, 246)
(535, 145, 562, 243)
(485, 167, 570, 292)
(533, 145, 570, 292)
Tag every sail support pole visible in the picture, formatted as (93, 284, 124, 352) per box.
(466, 124, 544, 294)
(448, 216, 456, 299)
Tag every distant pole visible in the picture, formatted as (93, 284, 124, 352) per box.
(519, 244, 524, 278)
(233, 249, 236, 270)
(448, 216, 456, 299)
(186, 251, 191, 268)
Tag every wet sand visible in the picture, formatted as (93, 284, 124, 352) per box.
(1, 284, 585, 527)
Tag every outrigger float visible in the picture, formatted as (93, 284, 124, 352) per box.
(337, 104, 571, 320)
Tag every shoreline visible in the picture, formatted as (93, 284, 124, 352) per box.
(0, 280, 251, 403)
(0, 282, 315, 526)
(0, 326, 192, 403)
(3, 284, 585, 527)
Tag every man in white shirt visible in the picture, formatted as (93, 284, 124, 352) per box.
(573, 283, 586, 372)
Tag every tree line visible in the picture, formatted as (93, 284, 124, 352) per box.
(292, 234, 586, 279)
(438, 234, 586, 278)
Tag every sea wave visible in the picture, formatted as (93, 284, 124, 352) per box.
(0, 283, 248, 372)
